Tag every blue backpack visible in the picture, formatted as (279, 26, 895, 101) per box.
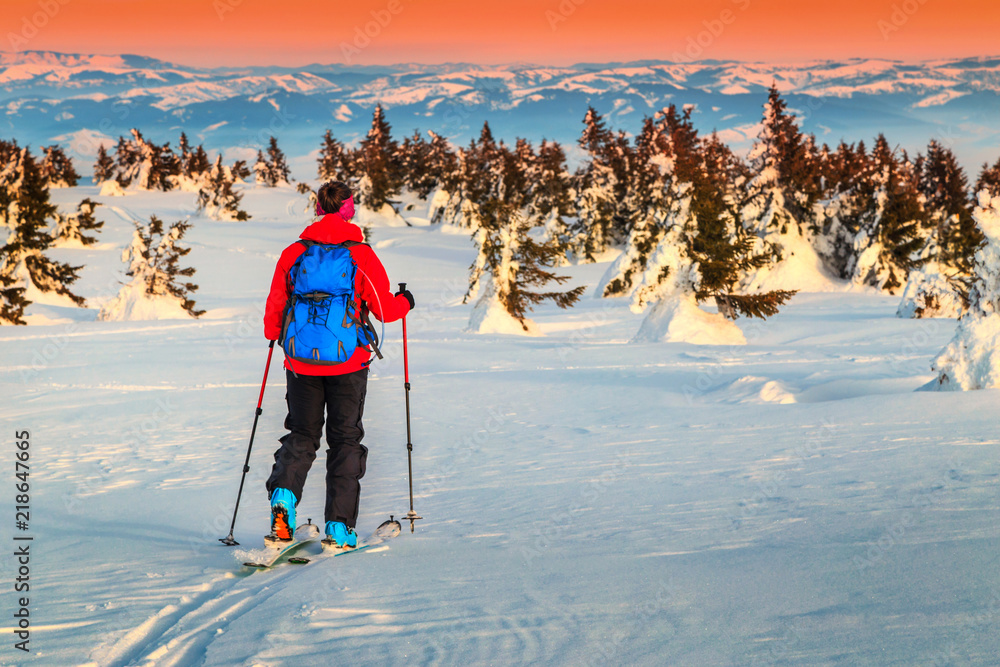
(279, 240, 381, 365)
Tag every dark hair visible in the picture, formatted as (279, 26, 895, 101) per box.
(317, 181, 352, 214)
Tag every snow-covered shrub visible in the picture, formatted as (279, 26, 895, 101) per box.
(52, 198, 103, 248)
(99, 216, 204, 320)
(40, 145, 79, 188)
(929, 192, 1000, 389)
(253, 137, 291, 187)
(197, 156, 250, 221)
(896, 262, 965, 319)
(111, 129, 181, 191)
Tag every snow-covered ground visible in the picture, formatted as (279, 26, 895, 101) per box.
(2, 185, 999, 666)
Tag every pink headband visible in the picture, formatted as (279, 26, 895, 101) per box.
(316, 195, 355, 221)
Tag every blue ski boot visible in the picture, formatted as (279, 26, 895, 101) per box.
(268, 488, 297, 542)
(324, 521, 358, 549)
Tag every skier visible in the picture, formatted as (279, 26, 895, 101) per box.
(263, 180, 414, 548)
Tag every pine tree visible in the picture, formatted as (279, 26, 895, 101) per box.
(817, 140, 868, 274)
(529, 139, 576, 252)
(844, 136, 928, 293)
(602, 106, 701, 298)
(93, 144, 115, 184)
(574, 107, 628, 261)
(178, 132, 191, 164)
(0, 149, 85, 309)
(266, 136, 291, 185)
(112, 129, 180, 191)
(99, 216, 204, 320)
(0, 270, 29, 324)
(253, 137, 291, 187)
(0, 139, 26, 229)
(400, 130, 436, 199)
(434, 123, 508, 229)
(742, 85, 824, 274)
(198, 156, 250, 221)
(40, 145, 79, 187)
(465, 199, 585, 333)
(357, 104, 402, 210)
(317, 130, 354, 183)
(186, 145, 211, 182)
(629, 128, 795, 335)
(53, 198, 104, 247)
(426, 131, 459, 193)
(975, 157, 1000, 198)
(919, 140, 981, 275)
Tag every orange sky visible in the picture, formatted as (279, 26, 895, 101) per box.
(3, 0, 998, 66)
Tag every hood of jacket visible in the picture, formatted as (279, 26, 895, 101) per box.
(299, 213, 365, 245)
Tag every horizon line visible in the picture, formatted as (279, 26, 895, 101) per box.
(4, 49, 1000, 71)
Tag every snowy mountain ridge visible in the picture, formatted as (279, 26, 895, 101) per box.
(2, 51, 999, 176)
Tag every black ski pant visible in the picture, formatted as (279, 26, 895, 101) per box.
(266, 368, 368, 527)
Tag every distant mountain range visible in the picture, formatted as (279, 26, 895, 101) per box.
(2, 51, 999, 178)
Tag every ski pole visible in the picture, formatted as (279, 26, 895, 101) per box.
(399, 283, 422, 533)
(220, 339, 275, 546)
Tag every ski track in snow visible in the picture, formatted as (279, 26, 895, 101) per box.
(4, 188, 1000, 665)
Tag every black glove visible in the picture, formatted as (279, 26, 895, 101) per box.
(395, 288, 414, 310)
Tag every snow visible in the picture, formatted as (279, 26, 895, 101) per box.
(930, 192, 1000, 389)
(632, 294, 747, 345)
(3, 186, 1000, 664)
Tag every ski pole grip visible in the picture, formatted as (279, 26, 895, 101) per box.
(398, 282, 406, 293)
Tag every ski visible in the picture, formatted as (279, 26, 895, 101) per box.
(243, 521, 321, 569)
(319, 517, 401, 557)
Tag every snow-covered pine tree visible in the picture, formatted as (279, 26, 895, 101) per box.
(93, 144, 115, 184)
(317, 129, 354, 184)
(184, 144, 212, 187)
(929, 191, 1000, 389)
(0, 149, 85, 310)
(0, 139, 26, 230)
(434, 123, 507, 229)
(529, 139, 576, 254)
(99, 216, 204, 320)
(741, 85, 826, 287)
(357, 104, 402, 212)
(464, 198, 585, 334)
(919, 140, 980, 274)
(197, 155, 250, 221)
(817, 140, 868, 274)
(975, 157, 1000, 198)
(631, 131, 795, 344)
(601, 106, 702, 298)
(40, 145, 79, 187)
(254, 137, 291, 187)
(426, 130, 459, 191)
(178, 132, 191, 166)
(266, 136, 290, 185)
(113, 129, 180, 191)
(53, 198, 103, 247)
(399, 130, 436, 199)
(573, 107, 634, 262)
(897, 140, 981, 318)
(843, 135, 928, 294)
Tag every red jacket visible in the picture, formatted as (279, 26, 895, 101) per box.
(264, 213, 411, 376)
